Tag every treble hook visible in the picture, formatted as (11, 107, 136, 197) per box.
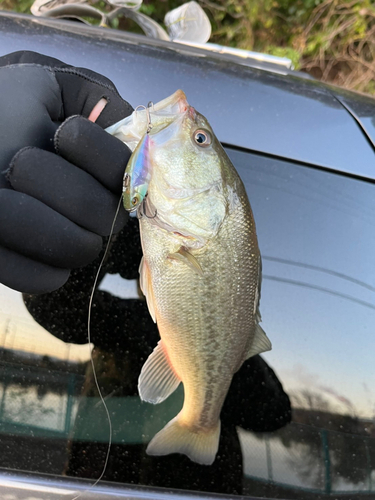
(139, 195, 157, 219)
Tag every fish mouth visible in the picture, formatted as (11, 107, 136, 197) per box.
(187, 106, 197, 120)
(153, 89, 189, 115)
(106, 90, 191, 149)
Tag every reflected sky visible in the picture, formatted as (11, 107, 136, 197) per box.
(0, 285, 91, 362)
(230, 149, 375, 419)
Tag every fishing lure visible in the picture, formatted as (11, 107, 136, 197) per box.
(123, 102, 154, 212)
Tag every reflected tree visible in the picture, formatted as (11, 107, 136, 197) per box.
(278, 390, 374, 490)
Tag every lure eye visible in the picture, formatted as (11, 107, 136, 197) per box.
(131, 194, 141, 207)
(193, 129, 212, 147)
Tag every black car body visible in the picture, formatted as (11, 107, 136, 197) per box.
(0, 10, 375, 500)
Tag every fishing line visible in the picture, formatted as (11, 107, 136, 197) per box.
(70, 194, 123, 500)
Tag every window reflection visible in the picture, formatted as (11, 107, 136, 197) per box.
(230, 149, 375, 496)
(0, 150, 374, 498)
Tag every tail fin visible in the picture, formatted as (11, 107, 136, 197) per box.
(146, 415, 220, 465)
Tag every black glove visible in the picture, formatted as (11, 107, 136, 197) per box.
(0, 51, 133, 294)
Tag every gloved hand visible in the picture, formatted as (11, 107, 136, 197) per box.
(0, 51, 133, 294)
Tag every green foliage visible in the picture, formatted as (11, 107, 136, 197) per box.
(292, 0, 375, 94)
(3, 0, 375, 94)
(266, 45, 301, 69)
(139, 2, 156, 16)
(3, 0, 34, 12)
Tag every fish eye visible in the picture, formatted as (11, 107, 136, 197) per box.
(193, 129, 212, 147)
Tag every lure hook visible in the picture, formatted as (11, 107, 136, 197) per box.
(134, 104, 146, 115)
(140, 195, 157, 219)
(134, 102, 154, 134)
(146, 101, 154, 134)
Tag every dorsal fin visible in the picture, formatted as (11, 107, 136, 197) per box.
(246, 324, 272, 359)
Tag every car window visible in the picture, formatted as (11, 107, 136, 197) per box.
(0, 148, 374, 498)
(229, 149, 375, 497)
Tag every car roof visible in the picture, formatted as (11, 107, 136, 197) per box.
(1, 11, 375, 180)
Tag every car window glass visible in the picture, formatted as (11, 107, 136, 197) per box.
(229, 149, 375, 496)
(0, 148, 374, 498)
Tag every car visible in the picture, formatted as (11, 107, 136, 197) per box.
(0, 7, 375, 500)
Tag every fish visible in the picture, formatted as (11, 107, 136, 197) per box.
(108, 90, 271, 466)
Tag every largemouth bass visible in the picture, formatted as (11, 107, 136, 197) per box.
(108, 91, 271, 465)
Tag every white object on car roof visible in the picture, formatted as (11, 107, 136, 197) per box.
(164, 1, 211, 44)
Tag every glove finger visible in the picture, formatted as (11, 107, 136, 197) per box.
(0, 65, 61, 172)
(55, 116, 131, 193)
(0, 190, 102, 269)
(0, 245, 70, 295)
(0, 52, 133, 126)
(8, 147, 127, 236)
(53, 67, 133, 126)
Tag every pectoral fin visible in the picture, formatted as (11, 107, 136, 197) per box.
(246, 324, 272, 359)
(138, 341, 181, 404)
(139, 257, 157, 323)
(168, 247, 203, 277)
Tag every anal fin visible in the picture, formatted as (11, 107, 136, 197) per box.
(246, 324, 272, 359)
(138, 341, 181, 404)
